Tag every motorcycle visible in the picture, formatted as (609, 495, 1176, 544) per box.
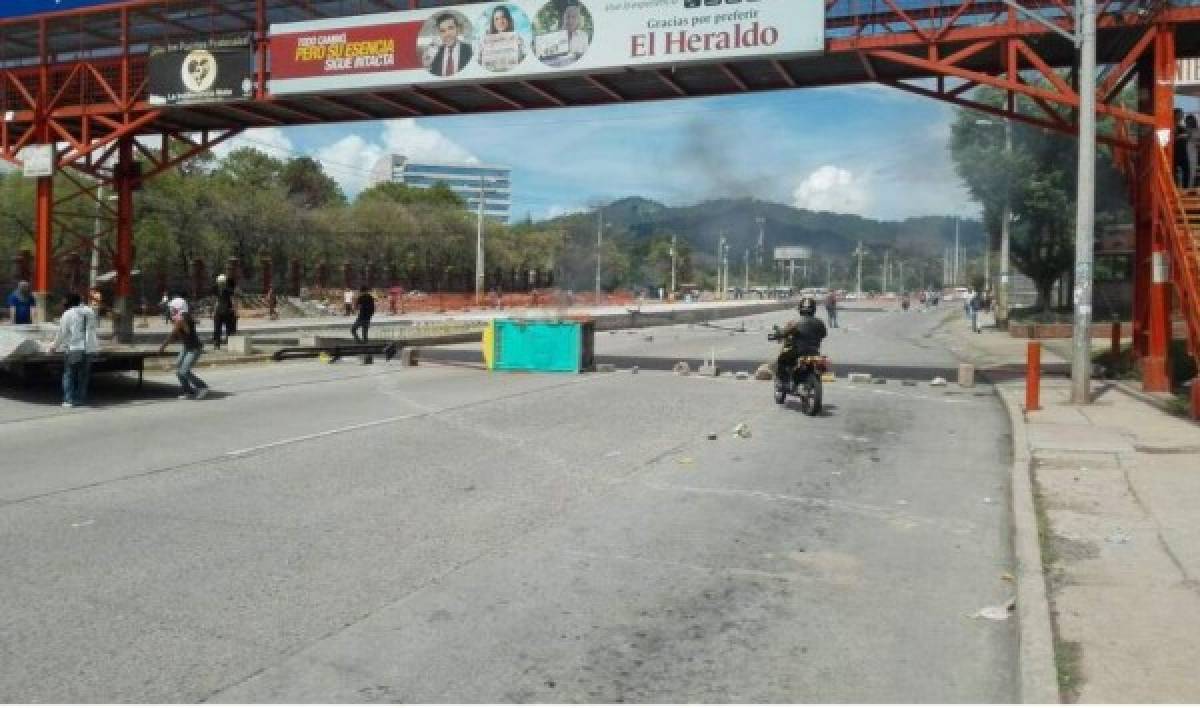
(768, 327, 829, 416)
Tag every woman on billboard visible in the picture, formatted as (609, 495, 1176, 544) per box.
(478, 4, 530, 73)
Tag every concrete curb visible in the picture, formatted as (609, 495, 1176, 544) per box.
(996, 387, 1061, 704)
(1111, 381, 1193, 421)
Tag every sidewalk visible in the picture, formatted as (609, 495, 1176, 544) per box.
(936, 312, 1200, 703)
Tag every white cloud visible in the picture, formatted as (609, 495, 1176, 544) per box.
(381, 119, 478, 165)
(309, 119, 479, 194)
(316, 134, 385, 195)
(792, 165, 871, 215)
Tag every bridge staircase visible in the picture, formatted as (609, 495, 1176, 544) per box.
(1154, 153, 1200, 411)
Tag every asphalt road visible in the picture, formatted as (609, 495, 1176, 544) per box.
(0, 303, 1017, 702)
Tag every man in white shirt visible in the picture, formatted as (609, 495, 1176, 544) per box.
(52, 292, 99, 408)
(429, 13, 473, 76)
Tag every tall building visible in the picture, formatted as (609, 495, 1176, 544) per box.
(371, 155, 511, 221)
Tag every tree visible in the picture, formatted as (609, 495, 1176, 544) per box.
(949, 88, 1131, 311)
(281, 157, 345, 208)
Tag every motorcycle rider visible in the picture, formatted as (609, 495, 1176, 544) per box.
(775, 296, 828, 384)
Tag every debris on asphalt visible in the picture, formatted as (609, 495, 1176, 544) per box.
(848, 372, 872, 383)
(971, 597, 1016, 621)
(930, 377, 948, 386)
(896, 499, 909, 506)
(902, 380, 917, 387)
(604, 451, 622, 458)
(70, 520, 95, 528)
(706, 432, 718, 440)
(755, 364, 774, 380)
(1000, 572, 1015, 583)
(1105, 529, 1132, 545)
(735, 371, 750, 380)
(676, 457, 694, 465)
(673, 362, 691, 376)
(983, 497, 996, 504)
(733, 422, 751, 439)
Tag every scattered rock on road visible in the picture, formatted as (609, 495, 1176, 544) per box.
(733, 422, 751, 438)
(930, 377, 948, 386)
(755, 364, 774, 380)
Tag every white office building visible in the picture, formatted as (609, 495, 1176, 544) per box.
(371, 155, 511, 221)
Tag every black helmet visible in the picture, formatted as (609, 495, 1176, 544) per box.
(797, 297, 817, 316)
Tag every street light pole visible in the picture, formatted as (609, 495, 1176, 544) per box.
(998, 117, 1013, 326)
(1071, 0, 1098, 404)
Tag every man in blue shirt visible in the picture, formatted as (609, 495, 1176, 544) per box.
(6, 280, 35, 324)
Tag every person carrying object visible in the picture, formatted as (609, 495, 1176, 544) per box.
(160, 297, 210, 400)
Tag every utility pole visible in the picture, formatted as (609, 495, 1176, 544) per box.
(721, 238, 729, 300)
(1071, 0, 1097, 404)
(998, 117, 1013, 326)
(882, 250, 890, 292)
(853, 241, 866, 296)
(743, 248, 749, 294)
(717, 232, 727, 299)
(475, 177, 487, 305)
(826, 259, 832, 289)
(953, 217, 960, 286)
(595, 208, 603, 304)
(670, 234, 677, 298)
(89, 184, 105, 290)
(755, 217, 765, 267)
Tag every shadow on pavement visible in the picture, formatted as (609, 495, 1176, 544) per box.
(0, 370, 198, 407)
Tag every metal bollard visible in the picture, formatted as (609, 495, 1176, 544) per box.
(1026, 341, 1041, 411)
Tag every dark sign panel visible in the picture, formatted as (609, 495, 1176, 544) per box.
(148, 36, 254, 106)
(0, 1, 121, 21)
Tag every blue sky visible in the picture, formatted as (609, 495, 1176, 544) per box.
(219, 84, 978, 223)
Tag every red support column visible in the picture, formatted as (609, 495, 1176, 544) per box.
(1145, 25, 1175, 392)
(113, 138, 136, 342)
(1135, 59, 1153, 360)
(32, 177, 53, 322)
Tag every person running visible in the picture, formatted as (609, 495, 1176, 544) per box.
(351, 285, 375, 343)
(159, 297, 209, 400)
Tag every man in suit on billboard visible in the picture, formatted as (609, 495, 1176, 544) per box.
(430, 13, 472, 77)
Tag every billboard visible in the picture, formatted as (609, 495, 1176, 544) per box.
(0, 1, 120, 21)
(148, 36, 254, 106)
(269, 0, 823, 95)
(774, 246, 811, 261)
